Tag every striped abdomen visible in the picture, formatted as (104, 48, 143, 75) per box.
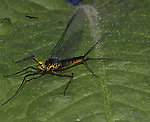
(45, 56, 86, 71)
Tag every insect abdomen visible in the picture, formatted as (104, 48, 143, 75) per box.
(45, 56, 86, 71)
(60, 56, 86, 70)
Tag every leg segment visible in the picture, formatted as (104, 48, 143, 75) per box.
(19, 71, 37, 76)
(51, 71, 73, 96)
(4, 66, 37, 77)
(2, 72, 43, 106)
(12, 55, 41, 64)
(83, 62, 98, 78)
(63, 73, 73, 96)
(12, 55, 35, 63)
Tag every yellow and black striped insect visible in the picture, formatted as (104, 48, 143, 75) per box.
(2, 8, 109, 106)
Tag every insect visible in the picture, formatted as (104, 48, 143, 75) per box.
(2, 8, 109, 106)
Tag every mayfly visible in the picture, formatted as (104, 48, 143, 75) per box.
(2, 8, 109, 106)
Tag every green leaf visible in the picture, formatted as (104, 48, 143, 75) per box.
(0, 0, 150, 122)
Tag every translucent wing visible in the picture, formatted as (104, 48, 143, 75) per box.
(49, 8, 87, 60)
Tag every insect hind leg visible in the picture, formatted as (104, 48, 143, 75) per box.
(83, 62, 98, 78)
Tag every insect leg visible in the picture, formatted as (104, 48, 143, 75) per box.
(25, 73, 44, 83)
(19, 71, 37, 76)
(13, 55, 40, 64)
(12, 55, 35, 63)
(2, 72, 39, 106)
(51, 71, 73, 96)
(63, 73, 73, 96)
(4, 66, 37, 77)
(83, 62, 98, 78)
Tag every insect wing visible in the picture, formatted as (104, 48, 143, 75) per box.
(49, 8, 87, 60)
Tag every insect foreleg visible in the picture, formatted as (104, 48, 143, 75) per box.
(12, 55, 35, 63)
(4, 66, 37, 77)
(2, 72, 39, 106)
(19, 71, 37, 76)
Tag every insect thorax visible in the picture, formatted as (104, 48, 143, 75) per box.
(45, 58, 61, 71)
